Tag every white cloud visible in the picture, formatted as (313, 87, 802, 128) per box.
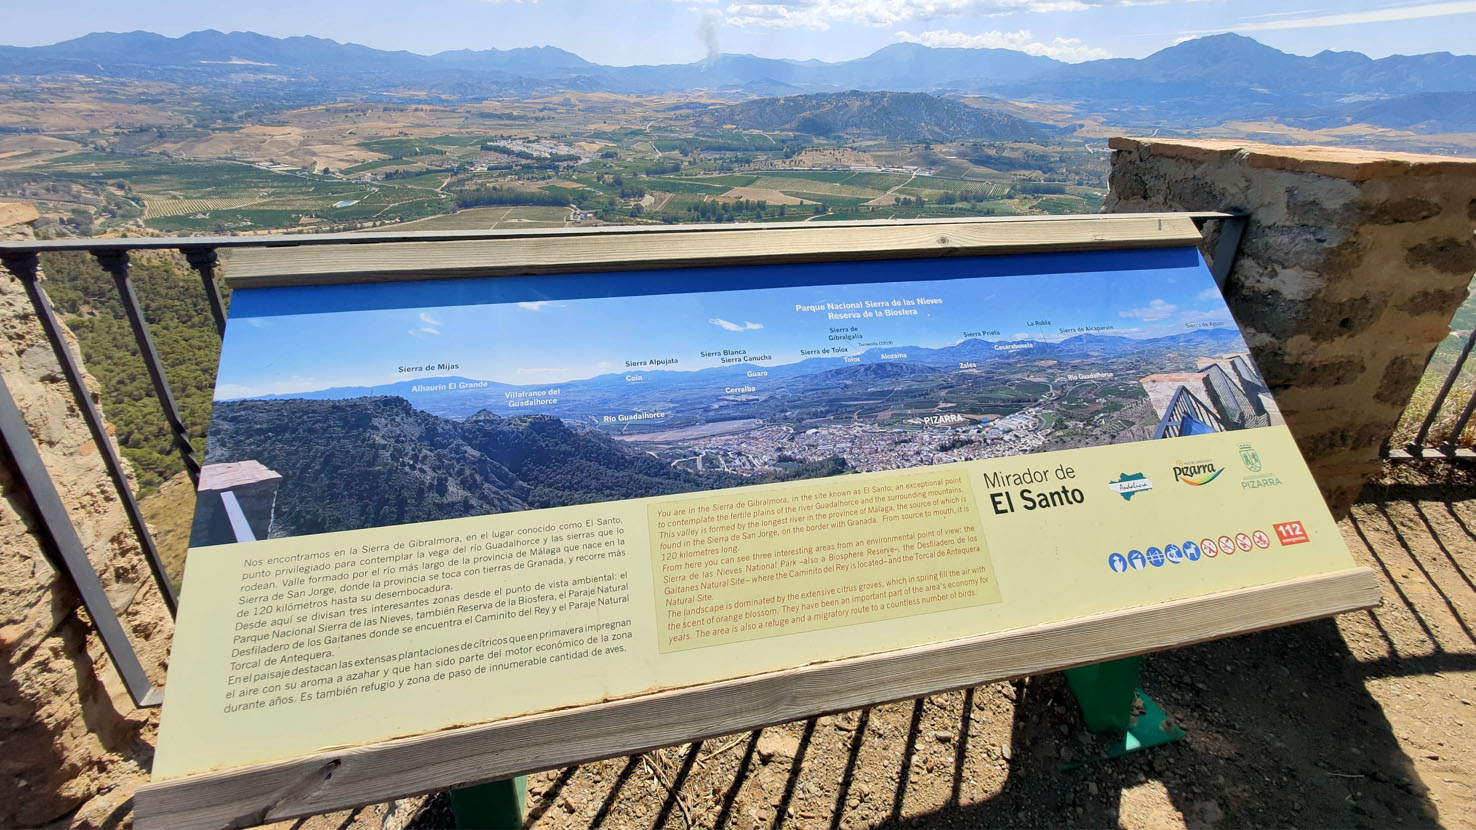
(419, 312, 442, 325)
(1178, 309, 1232, 326)
(1195, 287, 1222, 303)
(720, 0, 1146, 30)
(215, 376, 324, 400)
(894, 28, 1111, 60)
(213, 384, 256, 399)
(1235, 7, 1336, 22)
(709, 317, 764, 331)
(1219, 0, 1476, 33)
(1119, 299, 1178, 321)
(517, 301, 564, 311)
(407, 326, 440, 338)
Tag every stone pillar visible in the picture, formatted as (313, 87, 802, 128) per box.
(1105, 139, 1476, 515)
(192, 460, 283, 546)
(0, 203, 174, 826)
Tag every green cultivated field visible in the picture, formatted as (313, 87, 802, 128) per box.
(646, 178, 731, 194)
(34, 153, 455, 232)
(377, 205, 572, 230)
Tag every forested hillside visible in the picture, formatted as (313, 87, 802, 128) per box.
(40, 250, 227, 492)
(201, 398, 846, 540)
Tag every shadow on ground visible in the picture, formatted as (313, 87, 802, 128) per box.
(289, 465, 1475, 830)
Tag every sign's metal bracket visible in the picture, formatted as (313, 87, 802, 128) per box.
(1194, 211, 1250, 290)
(1062, 656, 1185, 765)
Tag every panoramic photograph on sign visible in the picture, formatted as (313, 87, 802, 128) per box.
(195, 250, 1275, 544)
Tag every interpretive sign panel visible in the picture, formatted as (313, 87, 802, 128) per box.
(141, 220, 1378, 827)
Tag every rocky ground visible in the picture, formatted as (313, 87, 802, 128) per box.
(244, 462, 1474, 829)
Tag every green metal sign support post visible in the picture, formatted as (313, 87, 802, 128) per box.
(451, 776, 526, 829)
(1063, 657, 1184, 760)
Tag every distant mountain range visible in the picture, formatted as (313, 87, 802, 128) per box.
(241, 327, 1245, 422)
(3, 31, 1475, 132)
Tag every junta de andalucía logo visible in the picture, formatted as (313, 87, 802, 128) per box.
(1107, 472, 1154, 501)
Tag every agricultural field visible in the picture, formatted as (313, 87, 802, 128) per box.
(377, 205, 573, 230)
(0, 87, 1113, 238)
(141, 196, 262, 218)
(7, 152, 461, 232)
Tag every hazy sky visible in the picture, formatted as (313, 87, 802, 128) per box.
(5, 0, 1474, 64)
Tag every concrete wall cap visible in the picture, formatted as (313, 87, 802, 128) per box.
(199, 460, 284, 492)
(1108, 137, 1476, 183)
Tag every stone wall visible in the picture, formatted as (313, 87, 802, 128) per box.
(0, 204, 175, 827)
(1106, 139, 1476, 515)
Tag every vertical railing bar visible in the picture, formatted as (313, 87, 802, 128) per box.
(1439, 381, 1476, 454)
(92, 250, 201, 485)
(0, 372, 165, 708)
(1410, 325, 1476, 451)
(1, 252, 179, 616)
(181, 247, 227, 337)
(1207, 213, 1248, 291)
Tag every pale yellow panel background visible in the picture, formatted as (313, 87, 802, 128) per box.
(649, 467, 999, 651)
(155, 425, 1358, 780)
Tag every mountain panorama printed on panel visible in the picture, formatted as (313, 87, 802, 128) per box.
(193, 265, 1281, 545)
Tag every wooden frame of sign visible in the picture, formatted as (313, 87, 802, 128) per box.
(136, 214, 1380, 828)
(219, 213, 1206, 286)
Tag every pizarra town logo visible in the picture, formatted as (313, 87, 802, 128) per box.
(1172, 460, 1222, 486)
(1239, 443, 1263, 473)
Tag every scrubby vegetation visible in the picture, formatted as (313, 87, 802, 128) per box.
(201, 399, 848, 540)
(39, 250, 227, 492)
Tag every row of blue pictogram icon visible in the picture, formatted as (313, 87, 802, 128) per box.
(1107, 541, 1203, 573)
(1109, 525, 1275, 573)
(1107, 530, 1271, 573)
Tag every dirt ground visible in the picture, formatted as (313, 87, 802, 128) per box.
(261, 462, 1475, 830)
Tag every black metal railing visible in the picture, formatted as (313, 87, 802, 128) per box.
(0, 210, 1253, 709)
(1153, 385, 1227, 439)
(1389, 323, 1476, 461)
